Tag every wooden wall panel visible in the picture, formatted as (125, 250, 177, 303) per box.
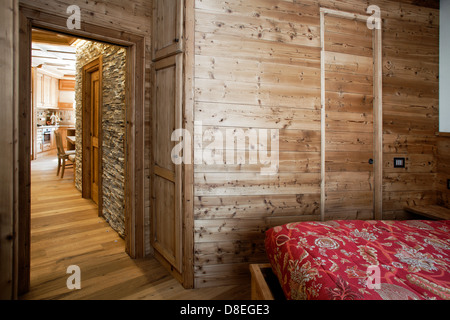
(193, 0, 440, 287)
(380, 0, 439, 219)
(194, 0, 324, 287)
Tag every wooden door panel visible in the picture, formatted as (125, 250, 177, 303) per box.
(152, 54, 183, 273)
(91, 70, 100, 205)
(155, 65, 176, 172)
(153, 0, 184, 61)
(324, 15, 375, 220)
(153, 175, 179, 268)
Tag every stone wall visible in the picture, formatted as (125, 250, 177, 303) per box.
(75, 41, 126, 237)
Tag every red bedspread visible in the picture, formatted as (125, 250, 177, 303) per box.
(265, 220, 450, 300)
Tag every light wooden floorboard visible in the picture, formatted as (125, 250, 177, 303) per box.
(20, 151, 250, 300)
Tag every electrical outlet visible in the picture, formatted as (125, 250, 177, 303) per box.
(394, 158, 406, 168)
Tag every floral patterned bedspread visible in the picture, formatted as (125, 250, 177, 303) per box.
(265, 220, 450, 300)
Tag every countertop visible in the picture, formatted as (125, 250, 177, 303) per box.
(37, 124, 76, 129)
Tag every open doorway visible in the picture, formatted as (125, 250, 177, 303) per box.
(29, 28, 130, 294)
(18, 6, 146, 294)
(31, 28, 128, 237)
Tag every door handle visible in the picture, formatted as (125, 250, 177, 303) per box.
(369, 159, 374, 165)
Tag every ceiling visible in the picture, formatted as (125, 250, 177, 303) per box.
(32, 29, 79, 79)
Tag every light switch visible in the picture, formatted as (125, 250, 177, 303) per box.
(394, 158, 406, 168)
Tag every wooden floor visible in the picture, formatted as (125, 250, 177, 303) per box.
(20, 151, 250, 300)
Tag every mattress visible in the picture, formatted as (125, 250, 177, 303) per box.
(265, 220, 450, 300)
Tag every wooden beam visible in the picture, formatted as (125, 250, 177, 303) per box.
(374, 26, 383, 221)
(18, 4, 32, 296)
(0, 0, 19, 300)
(183, 0, 195, 289)
(320, 10, 326, 222)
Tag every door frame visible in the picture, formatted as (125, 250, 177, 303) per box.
(17, 4, 146, 294)
(320, 7, 383, 221)
(82, 57, 103, 216)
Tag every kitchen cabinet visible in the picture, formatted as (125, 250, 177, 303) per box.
(43, 75, 51, 107)
(58, 80, 75, 109)
(51, 128, 57, 150)
(34, 71, 44, 108)
(36, 128, 43, 153)
(33, 69, 59, 109)
(51, 77, 59, 108)
(36, 140, 43, 154)
(59, 79, 75, 91)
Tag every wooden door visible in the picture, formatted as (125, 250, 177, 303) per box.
(152, 0, 184, 61)
(90, 70, 100, 204)
(323, 16, 375, 220)
(152, 54, 183, 273)
(82, 57, 102, 211)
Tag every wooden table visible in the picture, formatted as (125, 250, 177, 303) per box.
(66, 136, 76, 151)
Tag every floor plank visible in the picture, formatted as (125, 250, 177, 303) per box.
(20, 151, 250, 300)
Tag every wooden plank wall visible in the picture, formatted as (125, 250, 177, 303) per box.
(381, 0, 440, 218)
(18, 0, 154, 256)
(193, 0, 440, 287)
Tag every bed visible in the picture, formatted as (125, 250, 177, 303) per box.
(263, 220, 450, 300)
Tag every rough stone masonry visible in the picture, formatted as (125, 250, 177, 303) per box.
(75, 41, 126, 238)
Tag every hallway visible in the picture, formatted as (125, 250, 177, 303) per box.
(21, 152, 250, 300)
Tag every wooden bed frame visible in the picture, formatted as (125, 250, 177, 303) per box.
(250, 264, 285, 300)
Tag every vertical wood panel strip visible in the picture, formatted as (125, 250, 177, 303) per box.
(320, 11, 326, 222)
(175, 53, 184, 272)
(18, 7, 32, 295)
(0, 0, 19, 300)
(374, 26, 383, 220)
(134, 37, 146, 258)
(125, 44, 135, 257)
(183, 0, 195, 289)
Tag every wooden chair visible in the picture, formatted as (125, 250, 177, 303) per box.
(55, 131, 76, 179)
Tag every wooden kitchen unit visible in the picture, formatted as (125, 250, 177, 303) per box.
(32, 65, 75, 159)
